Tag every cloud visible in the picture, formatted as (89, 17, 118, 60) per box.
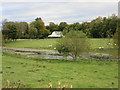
(2, 2, 118, 25)
(0, 0, 119, 2)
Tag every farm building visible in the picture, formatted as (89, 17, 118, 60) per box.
(48, 31, 63, 38)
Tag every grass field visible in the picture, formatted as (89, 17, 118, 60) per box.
(2, 52, 118, 88)
(3, 38, 117, 56)
(3, 39, 58, 50)
(3, 38, 113, 50)
(2, 38, 118, 88)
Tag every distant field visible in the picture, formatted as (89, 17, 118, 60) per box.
(2, 53, 118, 88)
(3, 38, 113, 49)
(3, 38, 117, 56)
(3, 39, 58, 50)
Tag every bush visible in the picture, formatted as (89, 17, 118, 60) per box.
(56, 31, 90, 61)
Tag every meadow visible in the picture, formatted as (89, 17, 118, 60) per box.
(3, 39, 58, 50)
(3, 38, 117, 56)
(2, 38, 118, 88)
(3, 38, 113, 50)
(2, 52, 118, 88)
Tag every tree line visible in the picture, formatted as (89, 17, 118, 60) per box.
(2, 14, 119, 43)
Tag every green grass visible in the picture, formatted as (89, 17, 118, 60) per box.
(3, 38, 118, 56)
(2, 53, 118, 88)
(3, 39, 58, 50)
(89, 38, 113, 49)
(3, 38, 113, 49)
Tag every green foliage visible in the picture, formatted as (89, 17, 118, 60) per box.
(41, 29, 51, 38)
(58, 22, 68, 31)
(16, 22, 29, 39)
(112, 18, 120, 49)
(63, 22, 82, 35)
(29, 27, 38, 39)
(62, 14, 118, 38)
(2, 14, 118, 42)
(87, 15, 118, 38)
(46, 22, 59, 32)
(2, 23, 17, 42)
(30, 20, 47, 38)
(2, 18, 51, 41)
(56, 31, 89, 61)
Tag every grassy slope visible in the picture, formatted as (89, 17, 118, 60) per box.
(2, 54, 118, 88)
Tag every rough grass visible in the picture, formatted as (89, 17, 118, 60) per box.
(2, 53, 118, 88)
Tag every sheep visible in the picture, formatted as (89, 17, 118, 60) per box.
(98, 47, 104, 50)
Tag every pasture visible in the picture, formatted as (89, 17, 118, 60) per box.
(2, 52, 118, 88)
(3, 38, 113, 50)
(3, 38, 117, 56)
(3, 39, 58, 50)
(2, 38, 118, 88)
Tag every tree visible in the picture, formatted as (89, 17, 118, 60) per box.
(31, 19, 47, 38)
(113, 17, 120, 49)
(2, 24, 17, 41)
(88, 16, 103, 38)
(2, 22, 18, 42)
(41, 29, 51, 38)
(58, 22, 68, 31)
(46, 22, 59, 32)
(56, 31, 89, 61)
(29, 27, 38, 39)
(63, 22, 82, 35)
(16, 22, 29, 39)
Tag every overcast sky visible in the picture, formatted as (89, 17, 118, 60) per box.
(1, 0, 119, 25)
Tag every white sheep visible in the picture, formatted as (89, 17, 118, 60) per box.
(98, 47, 104, 50)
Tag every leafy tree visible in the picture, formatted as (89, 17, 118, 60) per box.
(113, 18, 120, 49)
(41, 29, 51, 38)
(2, 24, 17, 41)
(46, 22, 59, 32)
(16, 22, 29, 39)
(81, 22, 90, 34)
(88, 16, 103, 38)
(56, 31, 89, 61)
(29, 27, 38, 39)
(63, 22, 82, 35)
(58, 22, 68, 31)
(31, 19, 47, 38)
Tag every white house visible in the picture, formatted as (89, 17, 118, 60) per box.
(48, 31, 63, 38)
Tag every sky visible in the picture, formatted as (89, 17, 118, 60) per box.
(0, 0, 119, 25)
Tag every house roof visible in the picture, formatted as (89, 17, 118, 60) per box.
(48, 31, 63, 37)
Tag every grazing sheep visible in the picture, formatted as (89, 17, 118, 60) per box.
(98, 47, 104, 50)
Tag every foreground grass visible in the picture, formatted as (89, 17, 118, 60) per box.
(2, 53, 118, 88)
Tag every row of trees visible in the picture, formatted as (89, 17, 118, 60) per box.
(47, 14, 119, 38)
(2, 14, 119, 43)
(2, 18, 50, 42)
